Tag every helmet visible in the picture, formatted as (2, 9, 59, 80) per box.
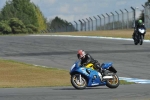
(77, 50, 86, 59)
(138, 20, 143, 25)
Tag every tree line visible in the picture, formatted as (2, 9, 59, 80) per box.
(137, 0, 150, 22)
(0, 0, 149, 34)
(0, 0, 70, 34)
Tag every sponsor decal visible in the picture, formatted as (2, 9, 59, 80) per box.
(91, 83, 99, 86)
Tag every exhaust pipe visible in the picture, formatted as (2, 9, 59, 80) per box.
(103, 76, 113, 80)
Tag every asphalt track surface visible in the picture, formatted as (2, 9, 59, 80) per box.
(0, 35, 150, 100)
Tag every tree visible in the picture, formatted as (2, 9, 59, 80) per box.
(0, 0, 47, 33)
(0, 20, 12, 34)
(145, 0, 150, 6)
(48, 16, 75, 32)
(9, 18, 26, 34)
(139, 0, 150, 22)
(33, 4, 47, 31)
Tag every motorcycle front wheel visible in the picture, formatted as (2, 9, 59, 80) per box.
(106, 74, 120, 88)
(134, 38, 138, 45)
(71, 74, 87, 89)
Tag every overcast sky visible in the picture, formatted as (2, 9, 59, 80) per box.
(0, 0, 148, 22)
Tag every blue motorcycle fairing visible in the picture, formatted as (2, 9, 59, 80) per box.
(70, 60, 106, 87)
(86, 68, 106, 87)
(101, 62, 113, 69)
(70, 61, 80, 74)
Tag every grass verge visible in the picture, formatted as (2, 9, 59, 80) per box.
(0, 59, 71, 88)
(46, 29, 150, 40)
(0, 59, 134, 88)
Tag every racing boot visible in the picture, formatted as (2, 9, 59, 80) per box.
(101, 69, 106, 77)
(97, 68, 105, 77)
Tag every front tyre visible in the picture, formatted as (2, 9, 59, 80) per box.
(134, 37, 138, 45)
(106, 74, 119, 88)
(134, 40, 138, 45)
(71, 74, 87, 90)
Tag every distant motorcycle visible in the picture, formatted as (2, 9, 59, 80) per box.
(70, 60, 119, 90)
(134, 27, 146, 45)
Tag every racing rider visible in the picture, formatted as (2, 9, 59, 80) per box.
(77, 50, 103, 73)
(132, 19, 146, 39)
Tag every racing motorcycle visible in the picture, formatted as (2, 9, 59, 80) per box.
(134, 27, 146, 45)
(70, 60, 119, 90)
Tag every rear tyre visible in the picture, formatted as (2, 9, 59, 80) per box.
(140, 35, 143, 45)
(106, 74, 119, 88)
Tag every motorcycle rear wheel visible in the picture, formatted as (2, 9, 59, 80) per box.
(140, 35, 143, 45)
(106, 74, 119, 88)
(71, 74, 87, 89)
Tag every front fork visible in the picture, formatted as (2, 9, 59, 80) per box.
(77, 74, 82, 85)
(79, 74, 82, 82)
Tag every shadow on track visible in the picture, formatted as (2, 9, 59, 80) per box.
(53, 87, 109, 90)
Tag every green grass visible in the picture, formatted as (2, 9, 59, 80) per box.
(119, 80, 135, 85)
